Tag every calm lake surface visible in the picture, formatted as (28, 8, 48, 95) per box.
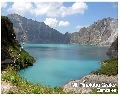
(18, 44, 109, 88)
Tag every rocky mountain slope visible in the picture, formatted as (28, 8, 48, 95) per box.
(7, 14, 70, 44)
(70, 17, 118, 46)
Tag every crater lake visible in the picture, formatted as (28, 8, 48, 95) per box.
(18, 44, 109, 88)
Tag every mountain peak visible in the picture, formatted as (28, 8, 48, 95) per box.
(71, 17, 118, 46)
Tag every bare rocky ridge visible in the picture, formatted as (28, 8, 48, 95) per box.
(70, 17, 118, 46)
(7, 14, 70, 44)
(7, 14, 118, 46)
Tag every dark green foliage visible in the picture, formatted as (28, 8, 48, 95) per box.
(92, 58, 118, 76)
(9, 45, 35, 70)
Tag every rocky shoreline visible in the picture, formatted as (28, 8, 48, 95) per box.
(63, 74, 118, 93)
(1, 81, 17, 94)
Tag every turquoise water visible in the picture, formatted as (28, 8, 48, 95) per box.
(18, 44, 109, 88)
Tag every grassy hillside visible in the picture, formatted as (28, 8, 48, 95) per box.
(90, 58, 118, 94)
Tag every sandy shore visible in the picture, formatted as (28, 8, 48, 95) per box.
(63, 74, 118, 93)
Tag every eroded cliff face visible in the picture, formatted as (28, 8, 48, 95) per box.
(70, 17, 118, 46)
(7, 14, 70, 44)
(107, 37, 118, 58)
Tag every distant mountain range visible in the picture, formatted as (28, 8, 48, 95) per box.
(7, 14, 118, 46)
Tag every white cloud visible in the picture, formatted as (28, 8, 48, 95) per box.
(71, 2, 88, 14)
(58, 21, 70, 27)
(58, 2, 88, 17)
(75, 25, 89, 29)
(7, 2, 33, 16)
(44, 18, 58, 27)
(1, 2, 7, 8)
(30, 2, 62, 17)
(7, 2, 88, 17)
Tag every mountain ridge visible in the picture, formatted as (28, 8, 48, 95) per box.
(70, 17, 118, 46)
(7, 14, 118, 46)
(7, 14, 70, 44)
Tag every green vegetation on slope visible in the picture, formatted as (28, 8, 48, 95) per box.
(92, 58, 118, 76)
(8, 45, 35, 70)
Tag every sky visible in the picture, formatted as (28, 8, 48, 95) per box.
(1, 1, 118, 34)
